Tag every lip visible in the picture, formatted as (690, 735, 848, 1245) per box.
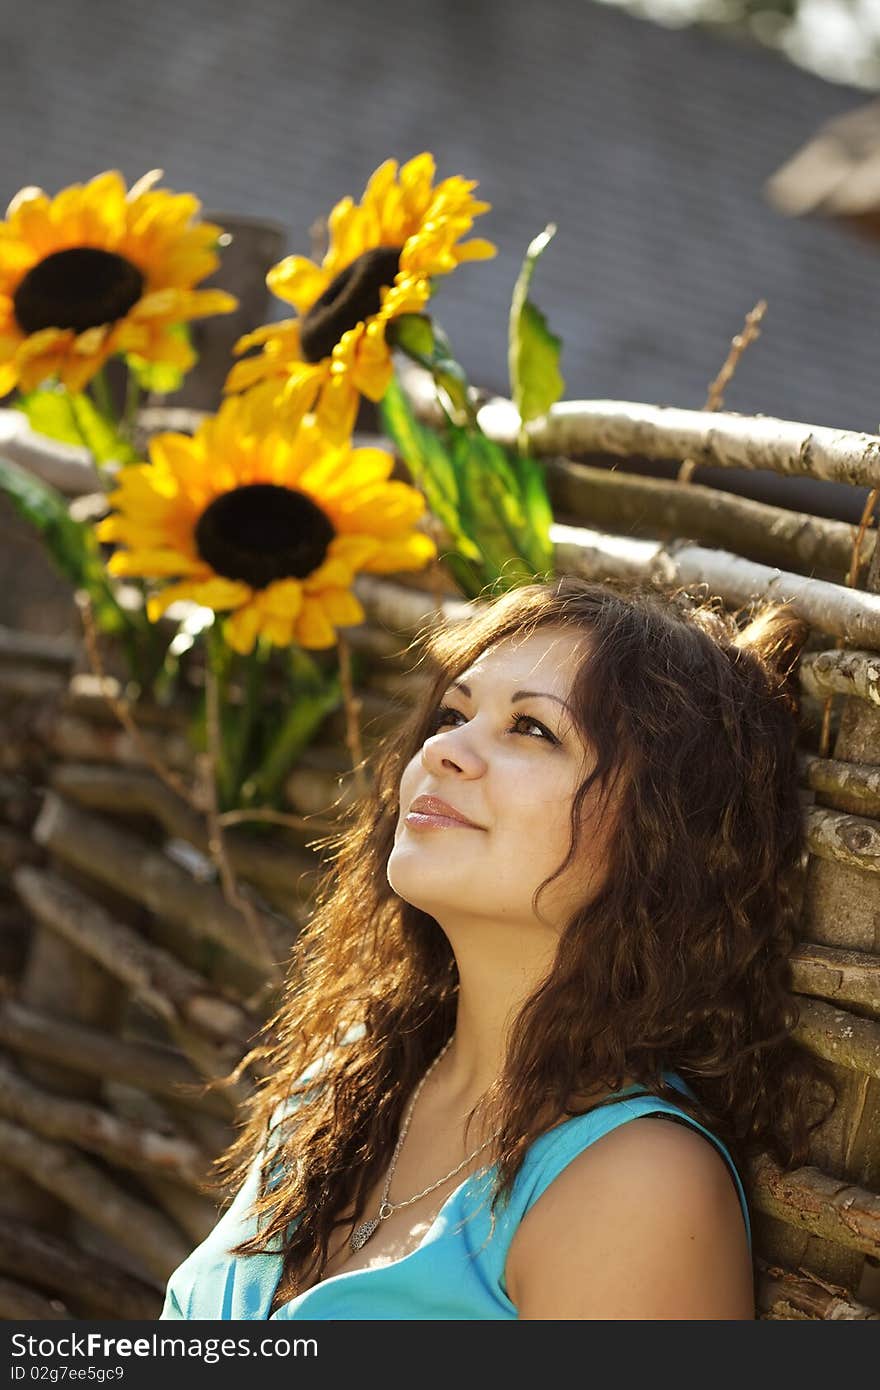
(405, 794, 484, 830)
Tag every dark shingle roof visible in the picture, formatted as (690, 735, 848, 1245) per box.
(2, 0, 877, 523)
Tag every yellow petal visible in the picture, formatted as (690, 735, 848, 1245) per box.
(266, 255, 329, 312)
(317, 587, 366, 627)
(295, 597, 338, 649)
(358, 532, 437, 573)
(106, 549, 207, 578)
(224, 604, 263, 655)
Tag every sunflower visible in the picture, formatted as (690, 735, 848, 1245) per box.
(95, 393, 437, 655)
(0, 170, 238, 396)
(225, 153, 495, 440)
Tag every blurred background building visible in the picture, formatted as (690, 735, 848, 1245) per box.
(2, 0, 880, 629)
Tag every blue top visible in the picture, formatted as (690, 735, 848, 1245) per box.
(159, 1067, 751, 1320)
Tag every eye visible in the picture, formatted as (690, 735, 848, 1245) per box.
(427, 704, 557, 745)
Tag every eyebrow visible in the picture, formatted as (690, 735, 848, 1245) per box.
(447, 679, 573, 716)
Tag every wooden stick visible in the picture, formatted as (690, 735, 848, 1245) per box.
(798, 750, 880, 819)
(0, 997, 232, 1116)
(790, 942, 880, 1016)
(355, 538, 880, 647)
(199, 654, 281, 985)
(800, 648, 880, 707)
(30, 791, 283, 975)
(791, 996, 880, 1079)
(398, 361, 880, 487)
(51, 757, 334, 856)
(546, 456, 872, 584)
(749, 1150, 880, 1257)
(806, 805, 880, 875)
(0, 1057, 209, 1187)
(677, 299, 768, 485)
(0, 624, 77, 669)
(0, 1212, 161, 1318)
(0, 1116, 190, 1282)
(0, 1275, 72, 1319)
(12, 863, 255, 1045)
(755, 1259, 880, 1319)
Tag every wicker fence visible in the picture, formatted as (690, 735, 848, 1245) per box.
(0, 372, 879, 1320)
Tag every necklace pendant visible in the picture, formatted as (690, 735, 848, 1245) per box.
(349, 1217, 381, 1253)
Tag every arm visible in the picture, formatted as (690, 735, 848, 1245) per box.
(508, 1117, 754, 1320)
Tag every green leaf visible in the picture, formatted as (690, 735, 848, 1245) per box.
(17, 388, 136, 464)
(379, 376, 480, 562)
(0, 455, 132, 636)
(386, 315, 472, 419)
(508, 224, 565, 428)
(450, 427, 546, 588)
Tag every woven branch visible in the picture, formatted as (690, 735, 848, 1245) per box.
(755, 1260, 880, 1319)
(800, 649, 880, 707)
(0, 1116, 189, 1282)
(791, 997, 880, 1079)
(799, 751, 880, 818)
(45, 712, 195, 774)
(0, 1275, 71, 1320)
(0, 1057, 209, 1187)
(0, 998, 233, 1116)
(30, 790, 282, 976)
(398, 364, 880, 486)
(749, 1150, 880, 1257)
(356, 540, 880, 647)
(50, 762, 318, 904)
(806, 805, 880, 874)
(790, 942, 880, 1017)
(544, 456, 870, 583)
(0, 1211, 161, 1318)
(12, 863, 255, 1045)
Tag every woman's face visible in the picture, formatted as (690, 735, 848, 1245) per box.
(387, 625, 614, 943)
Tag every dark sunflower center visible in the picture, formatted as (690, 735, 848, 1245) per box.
(194, 484, 336, 590)
(13, 247, 145, 336)
(299, 245, 402, 363)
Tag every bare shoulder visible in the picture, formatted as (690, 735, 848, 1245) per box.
(507, 1115, 754, 1320)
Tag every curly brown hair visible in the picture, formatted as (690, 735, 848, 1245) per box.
(202, 574, 838, 1303)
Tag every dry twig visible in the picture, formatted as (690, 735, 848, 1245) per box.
(677, 299, 767, 484)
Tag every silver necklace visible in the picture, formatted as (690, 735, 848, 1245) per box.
(349, 1037, 502, 1253)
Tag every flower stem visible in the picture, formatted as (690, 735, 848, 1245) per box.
(205, 620, 234, 808)
(226, 639, 269, 809)
(122, 366, 143, 446)
(91, 366, 115, 423)
(242, 648, 342, 809)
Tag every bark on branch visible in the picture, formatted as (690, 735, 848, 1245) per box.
(543, 457, 871, 584)
(356, 540, 880, 647)
(0, 1057, 210, 1187)
(806, 805, 880, 874)
(399, 363, 880, 486)
(12, 863, 256, 1046)
(49, 762, 319, 903)
(0, 1116, 189, 1282)
(798, 751, 880, 819)
(749, 1150, 880, 1257)
(0, 998, 232, 1116)
(790, 996, 880, 1079)
(800, 649, 880, 707)
(790, 942, 880, 1017)
(755, 1259, 880, 1319)
(30, 791, 285, 977)
(0, 1211, 162, 1318)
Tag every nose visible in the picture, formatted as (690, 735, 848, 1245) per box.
(420, 723, 485, 776)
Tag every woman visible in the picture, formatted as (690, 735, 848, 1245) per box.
(160, 575, 837, 1320)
